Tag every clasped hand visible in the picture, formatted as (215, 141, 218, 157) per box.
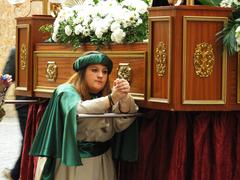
(111, 78, 130, 103)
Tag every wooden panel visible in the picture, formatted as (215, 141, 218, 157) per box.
(16, 16, 55, 97)
(16, 24, 30, 94)
(148, 16, 172, 103)
(33, 44, 147, 99)
(182, 16, 228, 104)
(34, 52, 77, 93)
(146, 6, 238, 111)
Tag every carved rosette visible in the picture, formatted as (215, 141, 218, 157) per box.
(193, 42, 215, 78)
(46, 61, 58, 82)
(155, 42, 167, 77)
(20, 44, 27, 70)
(117, 63, 131, 83)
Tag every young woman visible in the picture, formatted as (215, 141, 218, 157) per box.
(30, 51, 138, 180)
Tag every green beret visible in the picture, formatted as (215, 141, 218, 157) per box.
(73, 52, 113, 74)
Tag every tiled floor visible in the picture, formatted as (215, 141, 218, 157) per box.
(0, 117, 21, 180)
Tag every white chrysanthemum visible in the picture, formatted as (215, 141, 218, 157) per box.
(236, 38, 240, 45)
(121, 0, 148, 14)
(136, 18, 143, 26)
(111, 28, 126, 43)
(122, 11, 134, 28)
(65, 25, 72, 36)
(90, 17, 101, 31)
(235, 26, 240, 52)
(233, 0, 240, 6)
(52, 0, 148, 46)
(53, 20, 60, 31)
(111, 22, 121, 32)
(220, 0, 233, 7)
(74, 24, 83, 35)
(236, 26, 240, 33)
(235, 26, 240, 45)
(52, 32, 58, 42)
(82, 27, 90, 36)
(95, 28, 104, 39)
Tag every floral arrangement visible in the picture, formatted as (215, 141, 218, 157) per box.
(200, 0, 240, 55)
(47, 0, 149, 48)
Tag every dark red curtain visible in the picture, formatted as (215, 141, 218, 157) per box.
(118, 110, 240, 180)
(20, 103, 47, 180)
(20, 104, 240, 180)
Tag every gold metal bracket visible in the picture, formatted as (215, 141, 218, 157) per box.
(46, 61, 58, 81)
(117, 63, 132, 83)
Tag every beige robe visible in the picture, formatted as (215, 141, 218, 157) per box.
(35, 96, 138, 180)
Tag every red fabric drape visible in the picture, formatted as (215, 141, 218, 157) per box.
(118, 111, 240, 180)
(20, 103, 47, 180)
(20, 105, 240, 180)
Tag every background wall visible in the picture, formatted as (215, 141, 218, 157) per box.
(0, 0, 42, 117)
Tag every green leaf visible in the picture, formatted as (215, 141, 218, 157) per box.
(39, 24, 53, 33)
(199, 0, 222, 6)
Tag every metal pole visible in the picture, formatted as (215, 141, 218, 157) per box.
(77, 113, 143, 119)
(4, 100, 39, 104)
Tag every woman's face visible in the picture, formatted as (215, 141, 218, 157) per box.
(85, 64, 109, 94)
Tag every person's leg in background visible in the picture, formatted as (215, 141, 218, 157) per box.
(10, 99, 28, 180)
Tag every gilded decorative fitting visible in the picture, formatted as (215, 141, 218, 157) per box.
(20, 44, 27, 70)
(117, 63, 131, 83)
(46, 61, 58, 82)
(155, 41, 167, 77)
(50, 3, 62, 17)
(193, 42, 215, 78)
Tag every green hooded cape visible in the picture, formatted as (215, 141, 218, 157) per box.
(30, 83, 138, 179)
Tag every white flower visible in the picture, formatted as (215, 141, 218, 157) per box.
(121, 0, 148, 14)
(95, 28, 104, 39)
(235, 26, 240, 46)
(82, 28, 90, 36)
(233, 0, 240, 6)
(52, 32, 58, 42)
(53, 20, 60, 33)
(65, 25, 72, 36)
(235, 26, 240, 33)
(220, 0, 233, 7)
(74, 24, 83, 35)
(53, 0, 148, 47)
(111, 22, 121, 32)
(111, 28, 126, 43)
(136, 18, 143, 26)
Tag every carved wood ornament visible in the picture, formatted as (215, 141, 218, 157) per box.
(155, 41, 167, 77)
(193, 42, 215, 78)
(20, 44, 27, 70)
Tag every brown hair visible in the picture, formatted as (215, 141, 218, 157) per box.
(67, 69, 111, 101)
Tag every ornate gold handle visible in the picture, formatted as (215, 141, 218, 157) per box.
(117, 63, 132, 83)
(46, 61, 58, 82)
